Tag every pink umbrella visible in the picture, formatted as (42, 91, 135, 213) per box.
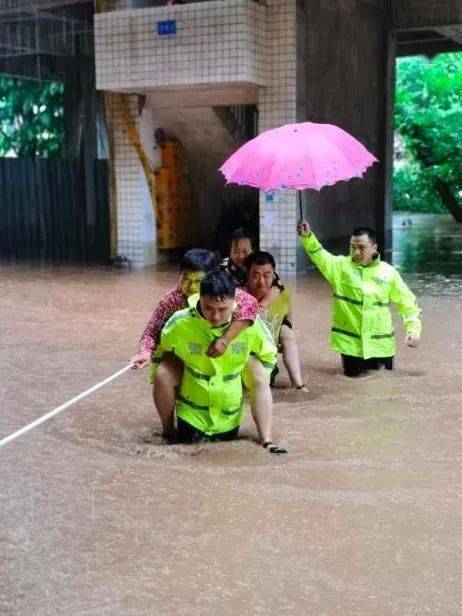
(219, 121, 378, 216)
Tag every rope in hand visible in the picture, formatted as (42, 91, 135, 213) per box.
(0, 364, 288, 455)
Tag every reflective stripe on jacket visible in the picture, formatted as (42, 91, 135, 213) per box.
(301, 233, 421, 359)
(152, 302, 276, 435)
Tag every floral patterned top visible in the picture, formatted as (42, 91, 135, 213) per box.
(138, 285, 259, 355)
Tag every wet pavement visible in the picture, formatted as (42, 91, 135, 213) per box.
(1, 216, 462, 615)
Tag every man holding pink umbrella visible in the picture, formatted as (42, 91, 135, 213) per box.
(219, 119, 422, 376)
(297, 219, 422, 377)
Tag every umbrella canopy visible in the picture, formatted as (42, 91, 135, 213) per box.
(219, 121, 378, 193)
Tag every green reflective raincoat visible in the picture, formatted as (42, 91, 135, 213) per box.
(151, 301, 276, 435)
(301, 233, 421, 359)
(259, 288, 292, 343)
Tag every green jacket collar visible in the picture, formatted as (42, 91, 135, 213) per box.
(348, 254, 381, 270)
(188, 295, 234, 334)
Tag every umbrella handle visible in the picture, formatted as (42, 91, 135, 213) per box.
(298, 191, 303, 219)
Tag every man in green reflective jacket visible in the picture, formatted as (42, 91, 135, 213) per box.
(297, 219, 422, 377)
(152, 270, 286, 453)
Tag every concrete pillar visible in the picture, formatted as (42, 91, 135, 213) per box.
(383, 29, 397, 259)
(109, 94, 157, 267)
(258, 0, 298, 275)
(296, 0, 391, 264)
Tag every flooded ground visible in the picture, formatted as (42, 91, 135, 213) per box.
(1, 216, 462, 615)
(393, 212, 462, 296)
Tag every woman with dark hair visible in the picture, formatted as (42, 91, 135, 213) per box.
(220, 228, 284, 305)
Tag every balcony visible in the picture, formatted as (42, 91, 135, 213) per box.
(95, 0, 267, 105)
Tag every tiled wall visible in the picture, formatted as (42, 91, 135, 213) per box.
(258, 0, 298, 275)
(95, 0, 267, 91)
(107, 93, 157, 267)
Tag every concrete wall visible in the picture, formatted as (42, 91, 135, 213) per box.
(296, 0, 391, 265)
(392, 1, 462, 29)
(107, 96, 259, 265)
(147, 104, 258, 254)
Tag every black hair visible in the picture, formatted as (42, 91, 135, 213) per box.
(180, 249, 215, 273)
(245, 250, 276, 272)
(229, 228, 254, 249)
(352, 227, 377, 244)
(200, 270, 236, 300)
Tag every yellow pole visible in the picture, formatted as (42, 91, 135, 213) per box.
(118, 94, 159, 219)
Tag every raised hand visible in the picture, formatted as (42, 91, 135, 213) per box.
(297, 219, 311, 237)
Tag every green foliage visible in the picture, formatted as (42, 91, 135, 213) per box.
(393, 165, 445, 213)
(0, 75, 64, 157)
(393, 53, 462, 215)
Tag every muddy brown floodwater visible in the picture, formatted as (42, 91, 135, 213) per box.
(1, 233, 462, 615)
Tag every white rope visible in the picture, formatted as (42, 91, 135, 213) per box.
(0, 364, 133, 449)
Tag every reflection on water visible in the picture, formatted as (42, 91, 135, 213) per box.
(392, 213, 462, 296)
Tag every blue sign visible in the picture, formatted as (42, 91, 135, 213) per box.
(157, 20, 176, 36)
